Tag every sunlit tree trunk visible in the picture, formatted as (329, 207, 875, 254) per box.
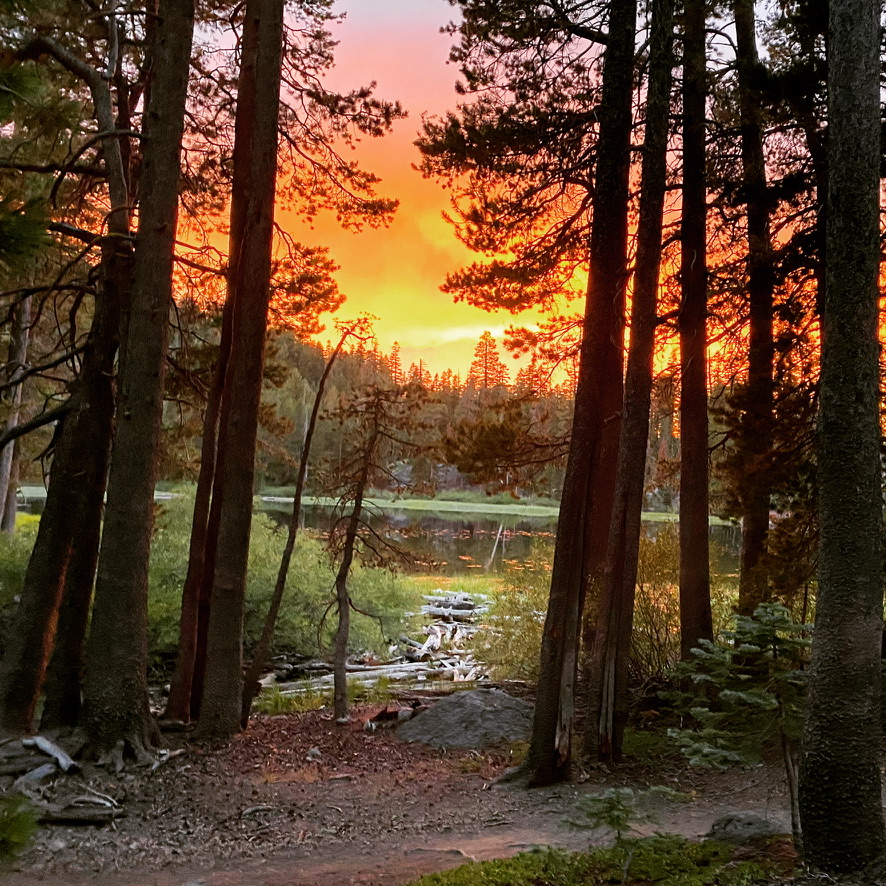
(798, 0, 886, 870)
(194, 0, 284, 743)
(523, 0, 636, 787)
(677, 0, 713, 660)
(584, 0, 674, 763)
(82, 0, 195, 761)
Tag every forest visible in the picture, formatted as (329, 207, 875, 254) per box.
(0, 0, 883, 883)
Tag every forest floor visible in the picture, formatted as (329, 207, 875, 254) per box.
(5, 703, 794, 886)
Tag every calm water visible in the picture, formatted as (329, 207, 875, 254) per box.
(268, 503, 741, 576)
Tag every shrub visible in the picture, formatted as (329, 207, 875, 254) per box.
(0, 796, 36, 861)
(470, 527, 738, 686)
(148, 491, 422, 671)
(469, 542, 553, 681)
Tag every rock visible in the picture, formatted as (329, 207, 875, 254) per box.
(395, 688, 533, 749)
(707, 812, 779, 845)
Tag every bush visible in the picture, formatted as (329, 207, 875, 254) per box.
(469, 543, 552, 681)
(631, 524, 737, 685)
(0, 796, 36, 861)
(470, 526, 738, 686)
(148, 491, 422, 671)
(0, 514, 39, 606)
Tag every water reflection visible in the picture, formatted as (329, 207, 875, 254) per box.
(266, 504, 740, 576)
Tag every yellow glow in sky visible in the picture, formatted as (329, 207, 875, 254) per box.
(280, 0, 549, 376)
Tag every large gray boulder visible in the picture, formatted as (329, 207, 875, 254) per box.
(707, 812, 779, 845)
(396, 689, 533, 749)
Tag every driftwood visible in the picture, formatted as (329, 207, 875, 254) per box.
(12, 762, 57, 792)
(256, 589, 490, 701)
(37, 805, 122, 825)
(22, 736, 80, 773)
(0, 754, 45, 776)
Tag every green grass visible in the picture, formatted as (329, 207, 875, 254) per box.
(406, 835, 771, 886)
(257, 492, 732, 525)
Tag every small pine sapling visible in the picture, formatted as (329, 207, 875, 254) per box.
(665, 602, 810, 851)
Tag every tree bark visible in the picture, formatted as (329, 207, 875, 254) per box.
(332, 455, 374, 723)
(194, 0, 284, 743)
(798, 0, 886, 871)
(82, 0, 195, 761)
(522, 0, 636, 787)
(39, 469, 105, 730)
(0, 294, 31, 534)
(164, 294, 234, 722)
(584, 0, 674, 764)
(0, 284, 120, 735)
(733, 0, 775, 617)
(677, 0, 713, 660)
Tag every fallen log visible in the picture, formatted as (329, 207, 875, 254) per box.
(0, 755, 44, 776)
(13, 762, 57, 788)
(22, 736, 80, 773)
(37, 805, 123, 825)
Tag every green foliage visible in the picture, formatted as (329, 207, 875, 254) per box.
(147, 492, 422, 670)
(568, 787, 689, 843)
(632, 524, 738, 684)
(471, 527, 737, 686)
(0, 796, 36, 860)
(468, 544, 552, 681)
(253, 686, 330, 715)
(407, 836, 767, 886)
(0, 516, 39, 606)
(254, 672, 396, 715)
(665, 603, 810, 768)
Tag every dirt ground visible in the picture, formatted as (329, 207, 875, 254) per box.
(4, 704, 794, 886)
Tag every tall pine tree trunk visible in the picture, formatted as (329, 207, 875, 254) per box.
(0, 26, 137, 737)
(584, 0, 674, 763)
(734, 0, 775, 617)
(82, 0, 195, 761)
(0, 274, 120, 734)
(523, 0, 636, 786)
(798, 0, 886, 870)
(194, 0, 284, 743)
(164, 295, 234, 722)
(0, 294, 31, 533)
(677, 0, 713, 660)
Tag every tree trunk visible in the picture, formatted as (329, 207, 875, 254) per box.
(82, 0, 195, 762)
(241, 336, 345, 726)
(677, 0, 713, 660)
(733, 0, 775, 617)
(0, 246, 123, 736)
(522, 0, 636, 787)
(39, 483, 104, 731)
(798, 0, 886, 871)
(194, 0, 284, 743)
(584, 0, 674, 764)
(164, 294, 234, 722)
(0, 294, 31, 534)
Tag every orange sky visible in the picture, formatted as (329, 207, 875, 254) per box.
(279, 0, 549, 377)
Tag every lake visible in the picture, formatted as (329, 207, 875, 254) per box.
(262, 499, 741, 576)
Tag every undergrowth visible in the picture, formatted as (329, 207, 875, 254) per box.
(407, 835, 770, 886)
(147, 491, 423, 671)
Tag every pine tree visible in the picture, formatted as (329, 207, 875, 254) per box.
(467, 331, 510, 389)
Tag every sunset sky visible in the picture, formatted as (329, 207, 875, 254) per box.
(281, 0, 549, 376)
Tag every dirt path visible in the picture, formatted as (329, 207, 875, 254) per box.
(3, 709, 793, 886)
